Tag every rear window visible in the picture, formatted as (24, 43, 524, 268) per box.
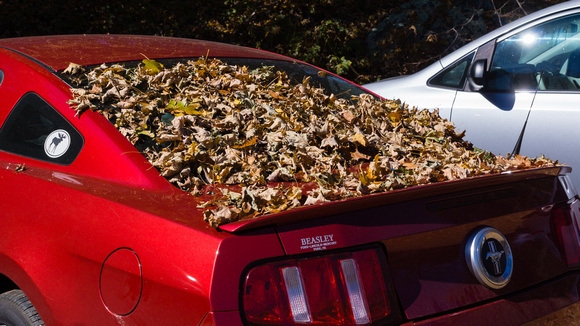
(220, 58, 370, 99)
(57, 57, 372, 100)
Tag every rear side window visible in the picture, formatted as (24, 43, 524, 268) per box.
(429, 52, 475, 89)
(0, 92, 83, 164)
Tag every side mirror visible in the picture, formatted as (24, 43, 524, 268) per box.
(470, 59, 487, 86)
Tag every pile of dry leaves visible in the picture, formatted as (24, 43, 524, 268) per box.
(64, 58, 556, 226)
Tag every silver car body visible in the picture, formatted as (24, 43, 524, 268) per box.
(365, 0, 580, 188)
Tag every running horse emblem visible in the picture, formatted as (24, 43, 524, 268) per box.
(485, 241, 504, 275)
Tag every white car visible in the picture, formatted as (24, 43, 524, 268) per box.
(365, 0, 580, 188)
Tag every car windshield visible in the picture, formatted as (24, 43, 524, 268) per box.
(57, 57, 372, 100)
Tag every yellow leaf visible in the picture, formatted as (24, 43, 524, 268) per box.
(233, 137, 258, 149)
(182, 103, 203, 115)
(143, 59, 163, 74)
(353, 133, 367, 147)
(275, 108, 289, 119)
(359, 165, 369, 186)
(388, 111, 402, 124)
(366, 154, 380, 181)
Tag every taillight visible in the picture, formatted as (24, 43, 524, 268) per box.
(551, 203, 580, 267)
(242, 247, 395, 325)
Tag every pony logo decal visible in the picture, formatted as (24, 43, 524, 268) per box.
(44, 129, 71, 158)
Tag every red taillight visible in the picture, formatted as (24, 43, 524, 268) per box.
(242, 247, 393, 325)
(551, 204, 580, 267)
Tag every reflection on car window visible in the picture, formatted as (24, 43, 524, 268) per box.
(429, 52, 475, 89)
(491, 13, 580, 91)
(0, 92, 83, 164)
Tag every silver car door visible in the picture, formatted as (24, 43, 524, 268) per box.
(450, 37, 535, 157)
(524, 92, 580, 187)
(451, 91, 535, 156)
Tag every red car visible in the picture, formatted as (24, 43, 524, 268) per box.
(0, 35, 579, 326)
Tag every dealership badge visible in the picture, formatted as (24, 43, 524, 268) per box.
(44, 129, 71, 159)
(465, 227, 513, 289)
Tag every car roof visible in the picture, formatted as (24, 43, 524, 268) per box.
(0, 34, 291, 71)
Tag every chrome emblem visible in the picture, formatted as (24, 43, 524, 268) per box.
(465, 227, 513, 289)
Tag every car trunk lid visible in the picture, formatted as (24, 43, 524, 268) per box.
(226, 167, 579, 321)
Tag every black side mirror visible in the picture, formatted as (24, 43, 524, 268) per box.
(470, 59, 487, 86)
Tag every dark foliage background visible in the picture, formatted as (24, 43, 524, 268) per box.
(0, 0, 566, 83)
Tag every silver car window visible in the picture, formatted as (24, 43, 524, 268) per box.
(491, 13, 580, 91)
(429, 52, 475, 89)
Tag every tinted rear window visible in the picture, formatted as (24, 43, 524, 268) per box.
(57, 57, 372, 100)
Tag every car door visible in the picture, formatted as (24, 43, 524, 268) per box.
(451, 11, 580, 187)
(450, 39, 536, 158)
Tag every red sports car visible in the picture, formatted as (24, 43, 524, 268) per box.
(0, 35, 579, 326)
